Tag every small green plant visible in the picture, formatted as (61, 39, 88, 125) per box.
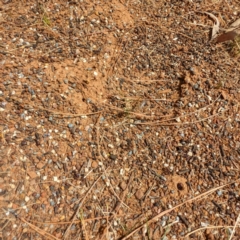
(42, 13, 51, 26)
(37, 3, 51, 26)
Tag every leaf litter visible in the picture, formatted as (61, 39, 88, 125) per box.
(201, 11, 220, 41)
(216, 17, 240, 43)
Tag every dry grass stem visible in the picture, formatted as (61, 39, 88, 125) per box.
(63, 175, 102, 239)
(229, 213, 240, 240)
(19, 217, 60, 240)
(185, 224, 240, 238)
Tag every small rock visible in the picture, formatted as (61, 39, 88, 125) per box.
(70, 224, 76, 230)
(36, 162, 45, 169)
(135, 189, 144, 200)
(25, 196, 30, 202)
(32, 192, 40, 199)
(119, 181, 127, 190)
(68, 123, 74, 128)
(160, 72, 165, 78)
(193, 83, 199, 90)
(53, 176, 59, 182)
(109, 154, 117, 160)
(187, 151, 193, 156)
(91, 161, 98, 168)
(28, 171, 38, 179)
(217, 190, 223, 196)
(176, 117, 181, 122)
(49, 199, 55, 206)
(42, 176, 47, 180)
(49, 185, 55, 192)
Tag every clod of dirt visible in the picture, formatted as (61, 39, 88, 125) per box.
(135, 189, 145, 200)
(119, 181, 127, 191)
(91, 161, 98, 168)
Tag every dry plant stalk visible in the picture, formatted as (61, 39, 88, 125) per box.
(185, 224, 240, 238)
(229, 213, 240, 240)
(63, 175, 102, 239)
(20, 217, 60, 240)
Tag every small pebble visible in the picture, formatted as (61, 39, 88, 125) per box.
(28, 171, 38, 179)
(91, 161, 98, 168)
(119, 181, 127, 190)
(187, 151, 193, 156)
(109, 154, 117, 160)
(68, 123, 74, 128)
(120, 168, 125, 175)
(25, 196, 30, 202)
(135, 189, 144, 200)
(53, 176, 59, 182)
(176, 117, 181, 122)
(217, 190, 223, 196)
(70, 224, 76, 230)
(49, 199, 55, 206)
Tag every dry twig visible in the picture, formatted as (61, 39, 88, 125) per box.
(63, 175, 102, 239)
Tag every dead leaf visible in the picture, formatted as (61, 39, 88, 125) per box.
(230, 18, 240, 28)
(225, 18, 240, 32)
(215, 17, 240, 43)
(203, 12, 220, 40)
(221, 90, 229, 100)
(216, 30, 238, 43)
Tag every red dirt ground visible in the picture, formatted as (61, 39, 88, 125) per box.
(1, 0, 240, 239)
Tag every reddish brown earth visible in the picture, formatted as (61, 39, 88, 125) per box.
(1, 0, 240, 239)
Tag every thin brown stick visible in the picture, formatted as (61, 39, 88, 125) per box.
(176, 31, 195, 40)
(63, 175, 102, 239)
(229, 213, 240, 240)
(133, 112, 226, 126)
(121, 180, 239, 239)
(19, 217, 60, 240)
(94, 113, 133, 240)
(99, 171, 134, 240)
(11, 97, 101, 117)
(134, 97, 237, 126)
(118, 97, 173, 101)
(126, 79, 173, 82)
(105, 104, 156, 119)
(95, 114, 129, 209)
(39, 107, 102, 117)
(26, 213, 136, 225)
(105, 94, 221, 123)
(80, 209, 89, 240)
(106, 31, 129, 80)
(185, 224, 240, 238)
